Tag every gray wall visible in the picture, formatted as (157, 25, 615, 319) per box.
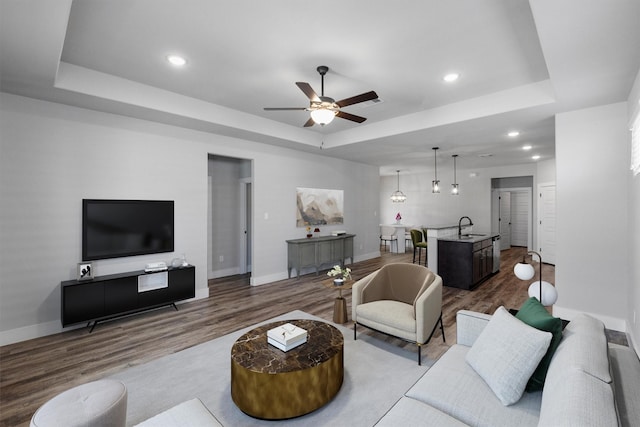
(555, 102, 632, 335)
(0, 93, 381, 344)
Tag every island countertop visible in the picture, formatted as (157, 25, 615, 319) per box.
(437, 231, 500, 243)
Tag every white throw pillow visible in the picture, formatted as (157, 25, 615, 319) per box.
(465, 306, 552, 406)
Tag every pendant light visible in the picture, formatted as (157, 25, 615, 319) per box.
(451, 154, 459, 195)
(390, 170, 407, 203)
(432, 147, 440, 193)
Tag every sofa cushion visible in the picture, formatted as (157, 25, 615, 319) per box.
(546, 314, 611, 384)
(356, 300, 416, 341)
(466, 306, 551, 406)
(538, 368, 618, 427)
(375, 396, 469, 427)
(407, 344, 542, 427)
(609, 343, 640, 427)
(515, 297, 563, 391)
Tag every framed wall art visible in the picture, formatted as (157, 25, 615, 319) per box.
(296, 187, 344, 227)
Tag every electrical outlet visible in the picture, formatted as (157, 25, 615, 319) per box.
(219, 255, 224, 263)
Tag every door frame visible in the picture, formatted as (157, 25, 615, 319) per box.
(238, 177, 252, 274)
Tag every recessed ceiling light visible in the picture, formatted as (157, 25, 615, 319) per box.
(522, 145, 532, 150)
(167, 55, 187, 66)
(443, 73, 459, 82)
(508, 131, 520, 137)
(532, 155, 541, 160)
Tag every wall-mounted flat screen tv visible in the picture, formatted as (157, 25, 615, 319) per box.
(82, 199, 174, 261)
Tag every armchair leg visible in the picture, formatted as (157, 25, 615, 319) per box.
(353, 322, 357, 340)
(439, 314, 446, 342)
(417, 343, 422, 366)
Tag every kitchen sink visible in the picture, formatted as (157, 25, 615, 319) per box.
(461, 233, 487, 237)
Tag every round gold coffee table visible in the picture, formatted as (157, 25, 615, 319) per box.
(230, 319, 344, 420)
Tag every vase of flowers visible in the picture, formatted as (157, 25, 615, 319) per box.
(313, 227, 320, 238)
(327, 265, 352, 286)
(306, 225, 312, 238)
(395, 212, 402, 224)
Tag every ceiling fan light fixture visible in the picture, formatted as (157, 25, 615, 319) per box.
(310, 108, 337, 125)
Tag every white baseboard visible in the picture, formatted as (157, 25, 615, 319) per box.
(553, 305, 627, 332)
(251, 271, 289, 286)
(208, 267, 240, 279)
(0, 320, 65, 346)
(1, 291, 209, 346)
(251, 251, 381, 286)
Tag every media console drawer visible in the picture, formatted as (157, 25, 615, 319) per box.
(61, 265, 195, 329)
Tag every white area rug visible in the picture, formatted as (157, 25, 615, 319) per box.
(111, 310, 433, 426)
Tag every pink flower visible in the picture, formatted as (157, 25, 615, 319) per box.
(396, 212, 402, 221)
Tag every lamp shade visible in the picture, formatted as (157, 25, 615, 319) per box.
(310, 108, 336, 125)
(528, 281, 558, 306)
(514, 262, 535, 281)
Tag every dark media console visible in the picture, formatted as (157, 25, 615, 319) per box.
(61, 265, 195, 330)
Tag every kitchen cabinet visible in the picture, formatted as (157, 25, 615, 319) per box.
(438, 236, 495, 290)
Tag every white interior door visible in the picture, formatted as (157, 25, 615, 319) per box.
(499, 191, 512, 250)
(538, 183, 557, 265)
(510, 190, 532, 248)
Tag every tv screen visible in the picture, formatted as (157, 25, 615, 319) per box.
(82, 199, 174, 261)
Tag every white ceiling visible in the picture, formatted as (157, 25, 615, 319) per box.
(1, 0, 639, 175)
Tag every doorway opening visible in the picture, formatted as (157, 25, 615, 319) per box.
(491, 176, 533, 252)
(207, 154, 253, 280)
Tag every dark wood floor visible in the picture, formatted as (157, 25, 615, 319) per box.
(0, 247, 542, 426)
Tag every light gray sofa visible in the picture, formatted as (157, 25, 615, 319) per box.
(376, 310, 640, 427)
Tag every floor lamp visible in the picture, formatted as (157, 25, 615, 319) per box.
(513, 251, 558, 306)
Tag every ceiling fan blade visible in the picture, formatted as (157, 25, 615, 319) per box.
(336, 110, 367, 123)
(335, 91, 378, 108)
(264, 107, 307, 111)
(303, 117, 315, 127)
(296, 82, 320, 102)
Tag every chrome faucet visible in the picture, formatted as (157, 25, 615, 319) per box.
(458, 216, 473, 237)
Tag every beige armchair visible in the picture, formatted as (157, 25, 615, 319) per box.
(352, 263, 445, 365)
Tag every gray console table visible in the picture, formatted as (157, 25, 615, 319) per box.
(286, 234, 355, 278)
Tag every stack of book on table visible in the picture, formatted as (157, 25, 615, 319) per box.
(267, 323, 308, 351)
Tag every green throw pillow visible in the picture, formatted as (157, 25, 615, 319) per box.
(515, 297, 563, 391)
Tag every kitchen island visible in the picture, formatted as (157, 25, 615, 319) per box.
(437, 232, 500, 290)
(424, 223, 473, 272)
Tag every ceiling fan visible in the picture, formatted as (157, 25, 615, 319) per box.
(264, 65, 379, 127)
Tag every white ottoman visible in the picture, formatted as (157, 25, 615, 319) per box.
(30, 379, 127, 427)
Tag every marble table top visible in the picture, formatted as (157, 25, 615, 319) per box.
(231, 319, 344, 374)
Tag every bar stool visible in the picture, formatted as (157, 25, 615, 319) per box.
(422, 228, 430, 266)
(410, 229, 428, 265)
